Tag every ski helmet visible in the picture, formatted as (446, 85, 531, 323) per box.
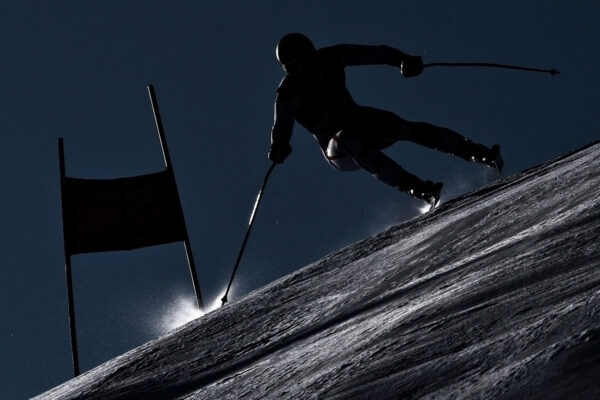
(276, 33, 316, 75)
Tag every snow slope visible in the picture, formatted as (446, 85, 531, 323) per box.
(34, 142, 600, 400)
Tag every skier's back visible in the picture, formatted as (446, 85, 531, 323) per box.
(268, 33, 502, 207)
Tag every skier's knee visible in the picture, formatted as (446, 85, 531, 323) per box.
(325, 131, 361, 171)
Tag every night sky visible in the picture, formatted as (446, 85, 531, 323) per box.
(2, 2, 598, 398)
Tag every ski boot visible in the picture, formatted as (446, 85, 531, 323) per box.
(410, 180, 443, 210)
(473, 144, 504, 175)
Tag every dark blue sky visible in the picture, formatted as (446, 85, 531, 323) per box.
(2, 2, 598, 398)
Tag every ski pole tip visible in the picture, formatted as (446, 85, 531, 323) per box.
(549, 69, 560, 76)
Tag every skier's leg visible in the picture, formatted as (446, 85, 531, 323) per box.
(401, 121, 495, 163)
(330, 130, 442, 202)
(358, 146, 443, 203)
(353, 106, 497, 166)
(406, 122, 503, 172)
(357, 147, 424, 191)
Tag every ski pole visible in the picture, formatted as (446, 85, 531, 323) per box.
(222, 162, 277, 306)
(424, 62, 559, 76)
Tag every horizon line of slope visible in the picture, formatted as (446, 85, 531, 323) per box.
(34, 141, 600, 400)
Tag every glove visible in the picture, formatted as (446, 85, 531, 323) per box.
(268, 142, 292, 164)
(401, 55, 424, 78)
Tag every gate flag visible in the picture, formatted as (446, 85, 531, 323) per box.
(58, 85, 204, 378)
(62, 169, 186, 255)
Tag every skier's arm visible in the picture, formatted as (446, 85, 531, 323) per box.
(269, 91, 300, 163)
(327, 44, 423, 77)
(328, 44, 407, 67)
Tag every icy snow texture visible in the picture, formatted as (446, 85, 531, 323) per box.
(35, 143, 600, 400)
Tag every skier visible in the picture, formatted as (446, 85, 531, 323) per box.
(268, 33, 502, 207)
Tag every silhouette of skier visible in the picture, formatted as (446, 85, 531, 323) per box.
(268, 33, 502, 207)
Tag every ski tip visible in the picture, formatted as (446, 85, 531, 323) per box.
(419, 191, 442, 214)
(431, 196, 442, 211)
(413, 181, 443, 214)
(430, 182, 443, 210)
(489, 144, 504, 176)
(420, 198, 441, 214)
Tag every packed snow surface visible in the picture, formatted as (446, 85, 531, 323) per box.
(35, 143, 600, 399)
